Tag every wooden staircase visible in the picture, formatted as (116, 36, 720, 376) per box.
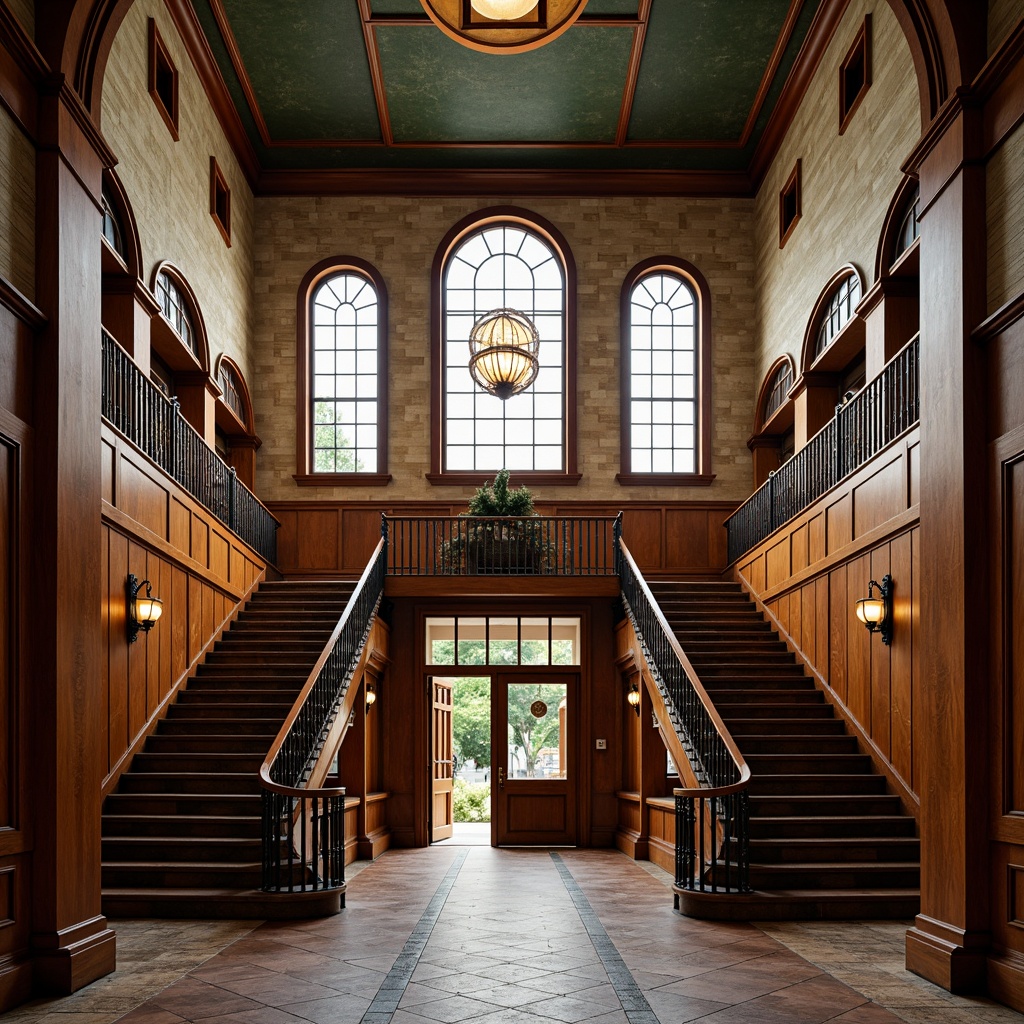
(649, 579, 920, 920)
(101, 578, 355, 919)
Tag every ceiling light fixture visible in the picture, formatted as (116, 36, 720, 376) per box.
(419, 0, 588, 54)
(468, 308, 540, 400)
(471, 0, 537, 19)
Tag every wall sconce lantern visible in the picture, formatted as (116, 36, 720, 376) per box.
(626, 681, 640, 717)
(855, 574, 893, 645)
(365, 683, 377, 714)
(126, 574, 163, 644)
(468, 308, 540, 400)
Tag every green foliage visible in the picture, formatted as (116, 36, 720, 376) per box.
(506, 682, 564, 776)
(466, 468, 535, 517)
(452, 779, 490, 822)
(452, 676, 491, 767)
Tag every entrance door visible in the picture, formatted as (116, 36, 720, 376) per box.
(430, 678, 454, 841)
(492, 673, 577, 846)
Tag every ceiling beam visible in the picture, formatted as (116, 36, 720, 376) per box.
(614, 0, 651, 148)
(359, 0, 394, 146)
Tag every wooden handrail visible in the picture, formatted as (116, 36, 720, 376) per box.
(618, 539, 750, 795)
(259, 537, 385, 798)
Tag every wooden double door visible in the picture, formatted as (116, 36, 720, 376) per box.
(431, 672, 578, 846)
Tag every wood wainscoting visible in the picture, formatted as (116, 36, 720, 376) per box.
(100, 421, 268, 794)
(268, 500, 737, 578)
(734, 426, 920, 812)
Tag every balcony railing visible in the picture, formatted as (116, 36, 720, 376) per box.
(726, 335, 919, 564)
(101, 330, 278, 564)
(617, 540, 750, 898)
(383, 514, 621, 576)
(260, 537, 387, 896)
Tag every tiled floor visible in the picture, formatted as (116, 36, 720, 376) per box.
(6, 849, 1022, 1024)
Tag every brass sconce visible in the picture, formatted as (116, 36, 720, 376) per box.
(366, 683, 377, 714)
(626, 681, 640, 717)
(126, 574, 163, 644)
(855, 574, 893, 645)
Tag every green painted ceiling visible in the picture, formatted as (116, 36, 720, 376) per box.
(191, 0, 829, 176)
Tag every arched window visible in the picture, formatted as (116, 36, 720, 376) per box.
(618, 257, 713, 485)
(155, 270, 197, 357)
(749, 355, 796, 488)
(295, 256, 389, 485)
(895, 186, 920, 258)
(214, 355, 261, 490)
(148, 262, 210, 393)
(761, 360, 794, 426)
(431, 207, 579, 484)
(814, 271, 861, 360)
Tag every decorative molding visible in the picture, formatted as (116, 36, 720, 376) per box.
(613, 0, 651, 148)
(750, 0, 851, 189)
(257, 167, 753, 198)
(973, 291, 1024, 345)
(162, 0, 260, 185)
(0, 277, 46, 329)
(975, 18, 1024, 157)
(293, 473, 393, 487)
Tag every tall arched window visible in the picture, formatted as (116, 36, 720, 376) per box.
(618, 257, 713, 485)
(431, 207, 579, 484)
(295, 256, 390, 485)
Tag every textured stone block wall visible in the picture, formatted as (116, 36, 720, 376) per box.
(100, 0, 256, 382)
(753, 0, 920, 393)
(252, 195, 756, 504)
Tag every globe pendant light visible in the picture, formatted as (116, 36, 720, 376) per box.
(470, 0, 537, 19)
(468, 308, 540, 401)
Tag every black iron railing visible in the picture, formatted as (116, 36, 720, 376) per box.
(259, 538, 387, 895)
(384, 514, 621, 576)
(101, 330, 278, 563)
(617, 540, 750, 898)
(726, 335, 920, 564)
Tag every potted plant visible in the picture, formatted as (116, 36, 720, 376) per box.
(441, 469, 551, 574)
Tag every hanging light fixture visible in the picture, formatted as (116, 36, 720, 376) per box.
(855, 574, 893, 645)
(468, 307, 540, 400)
(471, 0, 537, 18)
(627, 681, 640, 717)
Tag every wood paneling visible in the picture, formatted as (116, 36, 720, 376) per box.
(99, 423, 267, 792)
(738, 430, 921, 808)
(268, 500, 738, 577)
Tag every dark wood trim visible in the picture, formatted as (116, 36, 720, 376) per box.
(618, 255, 714, 483)
(976, 19, 1024, 158)
(738, 0, 804, 148)
(0, 276, 46, 329)
(973, 290, 1024, 345)
(424, 472, 583, 487)
(147, 17, 179, 141)
(208, 155, 231, 247)
(162, 0, 260, 185)
(429, 206, 578, 482)
(874, 173, 919, 281)
(364, 11, 643, 27)
(358, 0, 393, 147)
(293, 472, 393, 487)
(750, 0, 851, 188)
(0, 0, 47, 140)
(884, 0, 952, 126)
(838, 14, 872, 136)
(294, 254, 390, 480)
(615, 473, 715, 487)
(256, 167, 753, 198)
(778, 158, 801, 248)
(613, 0, 651, 148)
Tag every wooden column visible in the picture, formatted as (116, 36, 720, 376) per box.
(904, 98, 990, 993)
(28, 81, 116, 992)
(791, 374, 837, 448)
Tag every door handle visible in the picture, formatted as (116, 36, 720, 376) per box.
(498, 767, 505, 789)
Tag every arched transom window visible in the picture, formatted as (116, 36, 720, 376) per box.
(311, 271, 381, 473)
(815, 271, 861, 359)
(619, 257, 712, 484)
(155, 270, 197, 357)
(440, 215, 569, 476)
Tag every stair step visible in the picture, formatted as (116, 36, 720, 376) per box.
(748, 773, 889, 796)
(156, 721, 280, 741)
(130, 752, 266, 773)
(748, 862, 920, 889)
(748, 815, 917, 838)
(102, 862, 263, 888)
(103, 836, 263, 863)
(722, 718, 846, 735)
(718, 704, 836, 720)
(749, 793, 903, 816)
(700, 676, 817, 690)
(168, 701, 294, 717)
(744, 753, 873, 774)
(747, 837, 920, 864)
(117, 772, 260, 794)
(104, 793, 261, 816)
(703, 689, 826, 705)
(733, 736, 860, 755)
(102, 814, 261, 838)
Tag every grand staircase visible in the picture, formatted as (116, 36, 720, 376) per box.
(101, 578, 355, 918)
(649, 579, 920, 920)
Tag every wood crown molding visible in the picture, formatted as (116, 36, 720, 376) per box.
(0, 275, 46, 329)
(257, 167, 753, 198)
(972, 289, 1024, 345)
(162, 0, 260, 186)
(750, 0, 852, 189)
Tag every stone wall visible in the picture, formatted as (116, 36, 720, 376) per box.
(100, 0, 255, 382)
(252, 195, 756, 504)
(0, 105, 35, 300)
(752, 0, 920, 392)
